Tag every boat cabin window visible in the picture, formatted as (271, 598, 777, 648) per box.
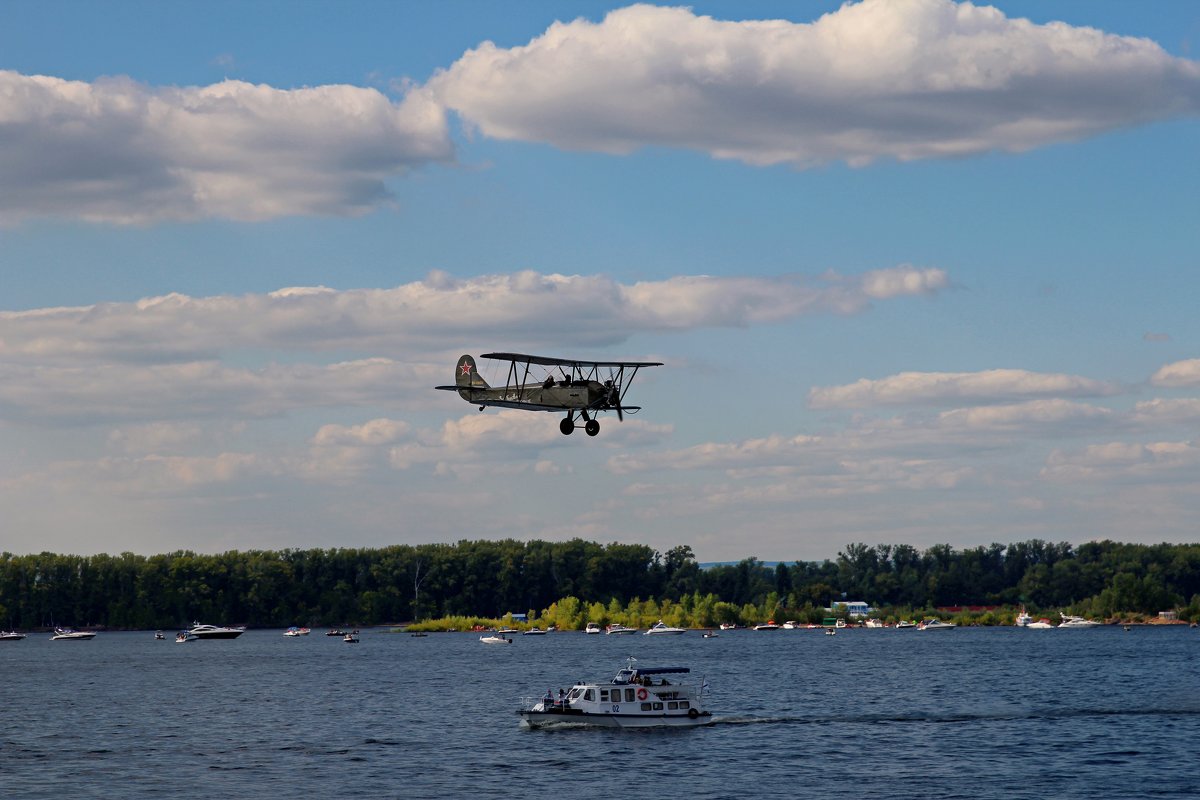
(668, 701, 678, 710)
(569, 688, 584, 701)
(652, 702, 663, 711)
(640, 702, 652, 711)
(624, 688, 635, 703)
(679, 701, 689, 709)
(600, 689, 609, 702)
(584, 689, 595, 702)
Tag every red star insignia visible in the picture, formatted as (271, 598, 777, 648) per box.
(459, 362, 472, 377)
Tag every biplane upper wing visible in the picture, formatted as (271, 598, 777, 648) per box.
(480, 352, 663, 368)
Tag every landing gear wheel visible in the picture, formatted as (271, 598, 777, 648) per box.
(584, 419, 600, 437)
(559, 417, 574, 436)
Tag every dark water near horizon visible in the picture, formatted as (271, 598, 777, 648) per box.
(2, 626, 1198, 799)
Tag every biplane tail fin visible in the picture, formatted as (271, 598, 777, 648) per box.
(455, 355, 489, 389)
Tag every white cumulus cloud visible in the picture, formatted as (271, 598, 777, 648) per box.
(1150, 358, 1200, 387)
(0, 72, 451, 224)
(810, 368, 1118, 409)
(429, 1, 1200, 167)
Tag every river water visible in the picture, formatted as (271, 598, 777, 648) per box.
(2, 625, 1197, 799)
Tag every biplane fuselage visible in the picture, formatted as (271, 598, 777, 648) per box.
(436, 353, 661, 436)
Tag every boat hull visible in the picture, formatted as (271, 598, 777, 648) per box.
(518, 709, 713, 730)
(190, 630, 244, 639)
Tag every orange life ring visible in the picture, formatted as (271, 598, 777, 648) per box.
(636, 687, 648, 701)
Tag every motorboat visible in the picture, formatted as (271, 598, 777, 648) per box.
(518, 660, 713, 729)
(50, 628, 96, 640)
(0, 631, 27, 641)
(585, 622, 602, 635)
(825, 628, 836, 636)
(605, 624, 638, 635)
(497, 627, 520, 635)
(863, 619, 885, 628)
(1015, 610, 1033, 627)
(753, 620, 780, 631)
(702, 630, 719, 638)
(896, 620, 917, 629)
(326, 629, 345, 636)
(718, 622, 736, 630)
(155, 630, 165, 640)
(284, 626, 303, 637)
(1027, 618, 1055, 629)
(522, 627, 549, 636)
(344, 632, 360, 643)
(1058, 613, 1102, 629)
(781, 621, 799, 630)
(917, 618, 956, 631)
(176, 631, 196, 643)
(480, 633, 512, 644)
(187, 622, 245, 640)
(644, 620, 687, 635)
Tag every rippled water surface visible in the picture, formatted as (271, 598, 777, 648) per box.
(3, 626, 1198, 799)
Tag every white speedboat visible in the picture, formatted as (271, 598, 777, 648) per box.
(188, 622, 245, 640)
(155, 630, 165, 640)
(522, 627, 549, 636)
(176, 631, 196, 643)
(585, 622, 602, 635)
(344, 632, 360, 643)
(895, 620, 917, 629)
(0, 631, 27, 641)
(480, 633, 512, 645)
(1058, 613, 1102, 629)
(718, 622, 736, 630)
(1015, 610, 1033, 627)
(518, 661, 713, 730)
(702, 630, 719, 638)
(644, 620, 687, 635)
(1027, 618, 1055, 629)
(781, 621, 799, 630)
(605, 624, 638, 635)
(50, 627, 96, 640)
(917, 618, 956, 631)
(753, 620, 781, 631)
(864, 619, 884, 628)
(284, 626, 303, 637)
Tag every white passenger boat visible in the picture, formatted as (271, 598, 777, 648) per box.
(1058, 613, 1102, 629)
(518, 661, 713, 729)
(480, 633, 512, 644)
(605, 624, 638, 635)
(188, 622, 245, 640)
(644, 620, 687, 635)
(0, 631, 27, 641)
(917, 618, 956, 631)
(50, 628, 96, 640)
(585, 622, 602, 635)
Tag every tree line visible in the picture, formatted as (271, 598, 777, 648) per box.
(2, 538, 1198, 630)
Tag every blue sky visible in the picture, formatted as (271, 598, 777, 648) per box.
(1, 0, 1198, 560)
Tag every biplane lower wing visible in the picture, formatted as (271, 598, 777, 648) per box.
(436, 352, 660, 437)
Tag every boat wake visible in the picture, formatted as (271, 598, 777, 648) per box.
(711, 706, 1200, 727)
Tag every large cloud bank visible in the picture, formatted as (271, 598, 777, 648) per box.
(431, 0, 1200, 166)
(0, 72, 451, 223)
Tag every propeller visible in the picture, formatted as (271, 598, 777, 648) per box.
(606, 381, 624, 421)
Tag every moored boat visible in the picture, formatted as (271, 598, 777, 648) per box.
(605, 624, 638, 635)
(518, 660, 713, 729)
(522, 627, 548, 636)
(0, 631, 27, 641)
(753, 620, 780, 631)
(585, 622, 602, 635)
(644, 620, 687, 635)
(895, 620, 917, 629)
(1058, 612, 1101, 629)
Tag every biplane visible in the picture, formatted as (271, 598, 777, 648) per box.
(436, 352, 662, 436)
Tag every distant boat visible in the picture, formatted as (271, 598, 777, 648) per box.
(585, 622, 602, 635)
(702, 630, 719, 638)
(154, 630, 165, 640)
(176, 631, 196, 643)
(1058, 613, 1101, 629)
(605, 624, 638, 635)
(644, 620, 686, 636)
(0, 631, 27, 641)
(895, 620, 917, 629)
(753, 620, 781, 631)
(719, 622, 736, 630)
(343, 632, 360, 643)
(522, 627, 549, 636)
